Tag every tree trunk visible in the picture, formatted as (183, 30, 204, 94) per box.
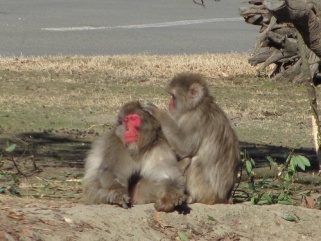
(263, 0, 321, 169)
(240, 0, 321, 169)
(240, 0, 321, 82)
(263, 0, 321, 57)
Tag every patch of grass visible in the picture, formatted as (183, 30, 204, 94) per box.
(0, 53, 319, 201)
(0, 54, 314, 146)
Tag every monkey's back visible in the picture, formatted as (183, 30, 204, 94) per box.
(181, 99, 240, 204)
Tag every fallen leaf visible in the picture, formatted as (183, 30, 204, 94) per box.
(63, 217, 74, 224)
(7, 211, 24, 221)
(281, 214, 297, 222)
(39, 218, 58, 226)
(1, 205, 11, 210)
(221, 72, 229, 77)
(0, 231, 6, 238)
(301, 196, 318, 209)
(177, 231, 189, 241)
(153, 211, 172, 228)
(21, 228, 33, 238)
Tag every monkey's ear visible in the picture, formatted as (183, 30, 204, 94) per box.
(117, 116, 122, 124)
(188, 83, 204, 102)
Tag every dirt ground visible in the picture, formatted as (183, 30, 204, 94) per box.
(1, 194, 321, 241)
(1, 54, 321, 240)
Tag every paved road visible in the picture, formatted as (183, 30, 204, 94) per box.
(0, 0, 258, 56)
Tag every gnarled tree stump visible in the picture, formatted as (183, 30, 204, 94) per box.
(240, 0, 321, 169)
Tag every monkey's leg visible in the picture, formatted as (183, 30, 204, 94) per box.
(98, 169, 131, 208)
(129, 178, 157, 205)
(130, 178, 186, 212)
(154, 179, 186, 212)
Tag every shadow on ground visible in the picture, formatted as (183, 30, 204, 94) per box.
(0, 131, 319, 170)
(0, 131, 91, 169)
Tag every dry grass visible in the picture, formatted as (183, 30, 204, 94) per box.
(0, 53, 255, 82)
(0, 53, 256, 114)
(0, 53, 315, 149)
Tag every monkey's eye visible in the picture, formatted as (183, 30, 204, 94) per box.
(122, 114, 141, 127)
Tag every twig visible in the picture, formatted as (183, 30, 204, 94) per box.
(87, 124, 104, 130)
(193, 0, 205, 7)
(29, 155, 42, 173)
(232, 189, 251, 199)
(20, 193, 79, 198)
(8, 156, 26, 177)
(233, 164, 243, 197)
(0, 125, 28, 146)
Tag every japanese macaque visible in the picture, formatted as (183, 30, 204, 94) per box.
(145, 73, 240, 204)
(82, 101, 186, 212)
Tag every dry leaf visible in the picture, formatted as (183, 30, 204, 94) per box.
(7, 211, 24, 221)
(153, 211, 168, 228)
(1, 205, 11, 211)
(0, 231, 7, 238)
(63, 217, 74, 224)
(221, 72, 229, 77)
(301, 196, 318, 209)
(39, 218, 58, 226)
(21, 228, 33, 238)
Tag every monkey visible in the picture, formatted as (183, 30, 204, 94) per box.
(82, 101, 186, 212)
(144, 72, 240, 204)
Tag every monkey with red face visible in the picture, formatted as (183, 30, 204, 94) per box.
(82, 101, 186, 212)
(145, 73, 240, 204)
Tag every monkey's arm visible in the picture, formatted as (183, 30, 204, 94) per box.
(144, 105, 195, 157)
(83, 132, 132, 208)
(98, 134, 134, 208)
(97, 164, 131, 208)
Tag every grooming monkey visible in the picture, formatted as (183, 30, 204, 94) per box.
(145, 73, 240, 204)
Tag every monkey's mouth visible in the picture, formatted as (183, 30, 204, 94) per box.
(124, 134, 138, 144)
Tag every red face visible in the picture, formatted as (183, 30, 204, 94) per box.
(168, 95, 175, 111)
(168, 89, 176, 111)
(122, 114, 141, 144)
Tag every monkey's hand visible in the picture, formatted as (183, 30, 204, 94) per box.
(142, 103, 160, 118)
(178, 157, 192, 174)
(154, 188, 186, 212)
(108, 186, 131, 209)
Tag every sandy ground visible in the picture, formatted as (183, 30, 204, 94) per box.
(0, 195, 320, 241)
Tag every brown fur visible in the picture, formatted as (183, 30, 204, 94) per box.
(145, 73, 240, 204)
(82, 101, 186, 211)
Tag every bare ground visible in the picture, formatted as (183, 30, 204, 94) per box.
(1, 195, 321, 241)
(0, 54, 321, 240)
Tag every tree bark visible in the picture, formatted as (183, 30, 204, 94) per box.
(262, 0, 321, 169)
(263, 0, 321, 58)
(297, 30, 321, 168)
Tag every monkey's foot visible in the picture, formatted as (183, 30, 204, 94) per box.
(108, 188, 131, 209)
(154, 191, 186, 212)
(186, 196, 194, 204)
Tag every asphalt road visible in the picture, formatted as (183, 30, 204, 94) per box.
(0, 0, 259, 56)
